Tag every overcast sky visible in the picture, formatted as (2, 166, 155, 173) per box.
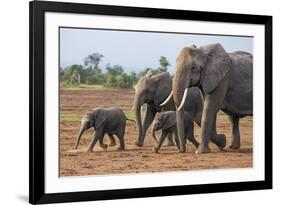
(60, 28, 253, 74)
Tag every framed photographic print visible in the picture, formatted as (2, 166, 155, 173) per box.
(29, 0, 272, 204)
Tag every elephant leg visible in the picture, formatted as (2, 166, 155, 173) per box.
(196, 77, 228, 154)
(228, 115, 240, 149)
(174, 133, 181, 150)
(196, 108, 214, 153)
(98, 134, 108, 150)
(117, 135, 125, 151)
(177, 109, 186, 153)
(165, 132, 175, 146)
(116, 128, 125, 150)
(87, 133, 99, 152)
(153, 130, 169, 153)
(189, 137, 199, 148)
(186, 124, 199, 148)
(209, 114, 226, 150)
(108, 134, 116, 146)
(138, 105, 156, 146)
(196, 97, 223, 153)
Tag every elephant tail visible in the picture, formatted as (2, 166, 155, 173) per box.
(126, 118, 136, 124)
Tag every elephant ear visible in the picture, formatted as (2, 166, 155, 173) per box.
(154, 72, 173, 105)
(95, 109, 106, 129)
(202, 44, 231, 94)
(162, 112, 176, 130)
(145, 70, 153, 77)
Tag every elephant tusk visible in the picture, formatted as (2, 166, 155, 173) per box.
(199, 89, 204, 101)
(177, 88, 188, 111)
(159, 90, 173, 106)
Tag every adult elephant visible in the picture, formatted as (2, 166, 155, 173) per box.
(161, 43, 253, 153)
(133, 71, 203, 147)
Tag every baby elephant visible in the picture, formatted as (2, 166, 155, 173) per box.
(75, 107, 134, 152)
(152, 111, 199, 153)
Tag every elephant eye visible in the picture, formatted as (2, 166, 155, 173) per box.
(191, 65, 200, 74)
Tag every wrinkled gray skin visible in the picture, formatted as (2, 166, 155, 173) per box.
(75, 107, 128, 152)
(165, 43, 252, 153)
(133, 71, 203, 147)
(152, 111, 200, 153)
(133, 71, 174, 147)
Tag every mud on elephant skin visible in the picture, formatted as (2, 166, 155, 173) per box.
(133, 71, 203, 148)
(162, 43, 252, 153)
(75, 107, 133, 152)
(152, 111, 200, 153)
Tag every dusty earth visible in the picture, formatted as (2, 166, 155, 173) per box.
(60, 87, 253, 176)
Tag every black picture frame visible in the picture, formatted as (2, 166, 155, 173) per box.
(29, 0, 272, 204)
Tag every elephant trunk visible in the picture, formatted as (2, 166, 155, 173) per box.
(173, 75, 190, 153)
(75, 126, 85, 149)
(134, 95, 143, 146)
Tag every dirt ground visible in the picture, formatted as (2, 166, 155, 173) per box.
(60, 87, 253, 176)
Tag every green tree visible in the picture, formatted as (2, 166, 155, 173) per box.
(69, 69, 80, 85)
(59, 66, 64, 78)
(137, 57, 170, 79)
(105, 74, 117, 87)
(117, 73, 131, 88)
(84, 53, 104, 72)
(103, 68, 136, 89)
(61, 64, 83, 85)
(61, 54, 170, 89)
(128, 72, 137, 86)
(158, 56, 170, 72)
(105, 64, 124, 76)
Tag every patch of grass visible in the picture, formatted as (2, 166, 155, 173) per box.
(80, 84, 104, 89)
(60, 113, 81, 123)
(61, 83, 134, 91)
(61, 84, 104, 91)
(60, 111, 136, 125)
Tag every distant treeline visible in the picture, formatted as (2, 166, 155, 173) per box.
(60, 52, 170, 89)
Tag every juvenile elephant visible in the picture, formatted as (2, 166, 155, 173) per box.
(133, 71, 203, 147)
(75, 107, 133, 152)
(161, 43, 253, 153)
(152, 111, 200, 153)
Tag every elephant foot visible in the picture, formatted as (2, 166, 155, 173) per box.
(178, 147, 186, 153)
(195, 144, 210, 154)
(214, 134, 226, 151)
(165, 141, 175, 147)
(87, 148, 93, 153)
(109, 142, 116, 147)
(100, 144, 108, 150)
(117, 147, 125, 151)
(152, 147, 159, 153)
(229, 143, 240, 149)
(134, 140, 143, 147)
